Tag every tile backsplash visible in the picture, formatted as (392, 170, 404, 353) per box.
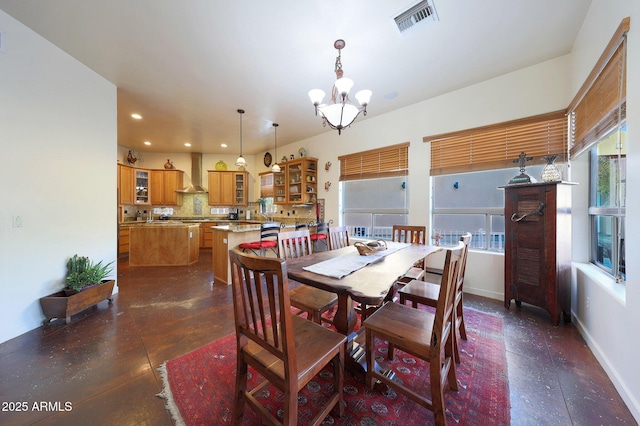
(121, 194, 323, 225)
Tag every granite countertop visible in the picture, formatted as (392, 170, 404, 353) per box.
(211, 224, 262, 232)
(136, 222, 199, 227)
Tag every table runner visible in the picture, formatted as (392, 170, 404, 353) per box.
(302, 241, 410, 278)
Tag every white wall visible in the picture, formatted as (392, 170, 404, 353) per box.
(0, 10, 117, 343)
(569, 0, 640, 420)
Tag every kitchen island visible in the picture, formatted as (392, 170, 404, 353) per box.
(128, 222, 200, 266)
(211, 224, 265, 284)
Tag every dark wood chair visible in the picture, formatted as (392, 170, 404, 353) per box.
(363, 242, 465, 426)
(392, 225, 428, 285)
(358, 225, 428, 322)
(238, 222, 280, 256)
(229, 249, 346, 426)
(310, 222, 330, 252)
(328, 225, 350, 250)
(398, 232, 472, 363)
(278, 229, 338, 325)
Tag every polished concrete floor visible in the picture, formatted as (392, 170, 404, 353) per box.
(0, 249, 636, 425)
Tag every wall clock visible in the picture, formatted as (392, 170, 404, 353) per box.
(264, 152, 272, 167)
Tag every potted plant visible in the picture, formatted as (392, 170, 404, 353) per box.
(64, 254, 114, 294)
(40, 255, 116, 324)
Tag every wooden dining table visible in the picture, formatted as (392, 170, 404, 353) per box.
(285, 242, 443, 374)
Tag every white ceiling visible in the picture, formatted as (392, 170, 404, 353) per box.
(0, 0, 592, 155)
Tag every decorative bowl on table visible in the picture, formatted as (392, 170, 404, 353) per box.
(354, 240, 387, 256)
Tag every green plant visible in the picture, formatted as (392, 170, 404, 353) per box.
(65, 254, 114, 291)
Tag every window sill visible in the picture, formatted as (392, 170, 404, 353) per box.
(574, 262, 626, 306)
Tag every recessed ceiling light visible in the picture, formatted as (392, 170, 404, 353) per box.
(221, 143, 228, 148)
(131, 113, 142, 119)
(144, 141, 151, 145)
(384, 92, 398, 100)
(184, 143, 191, 147)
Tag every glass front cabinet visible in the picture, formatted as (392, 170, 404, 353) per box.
(281, 157, 318, 204)
(135, 169, 150, 204)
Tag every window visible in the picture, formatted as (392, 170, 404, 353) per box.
(426, 112, 567, 250)
(589, 126, 626, 279)
(432, 166, 542, 251)
(339, 143, 409, 238)
(568, 17, 628, 282)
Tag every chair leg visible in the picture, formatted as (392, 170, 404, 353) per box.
(387, 342, 396, 360)
(231, 358, 248, 426)
(365, 330, 377, 390)
(332, 351, 345, 417)
(429, 353, 447, 426)
(457, 301, 467, 340)
(283, 389, 298, 426)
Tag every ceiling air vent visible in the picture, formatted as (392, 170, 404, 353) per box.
(393, 1, 439, 36)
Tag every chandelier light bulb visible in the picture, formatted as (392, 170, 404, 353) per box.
(334, 77, 354, 97)
(308, 89, 325, 106)
(355, 89, 372, 107)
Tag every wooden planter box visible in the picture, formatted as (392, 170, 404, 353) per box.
(40, 280, 115, 324)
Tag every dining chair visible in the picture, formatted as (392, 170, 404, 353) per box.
(310, 222, 330, 252)
(363, 241, 465, 426)
(228, 249, 346, 426)
(391, 225, 427, 244)
(358, 225, 428, 323)
(398, 232, 472, 363)
(238, 222, 280, 256)
(278, 229, 338, 324)
(328, 225, 350, 250)
(392, 225, 428, 286)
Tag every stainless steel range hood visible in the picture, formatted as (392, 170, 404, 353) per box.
(176, 152, 208, 193)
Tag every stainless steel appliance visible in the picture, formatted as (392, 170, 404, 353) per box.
(228, 208, 238, 220)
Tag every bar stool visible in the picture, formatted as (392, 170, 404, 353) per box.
(310, 222, 329, 252)
(238, 222, 280, 256)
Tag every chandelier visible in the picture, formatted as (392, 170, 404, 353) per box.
(308, 39, 372, 135)
(235, 109, 247, 167)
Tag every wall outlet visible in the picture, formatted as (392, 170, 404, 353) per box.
(586, 296, 591, 309)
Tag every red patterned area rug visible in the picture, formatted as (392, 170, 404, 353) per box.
(157, 308, 510, 425)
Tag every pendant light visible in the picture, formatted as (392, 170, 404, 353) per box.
(235, 109, 247, 167)
(271, 123, 281, 173)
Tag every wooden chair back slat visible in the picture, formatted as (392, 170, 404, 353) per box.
(328, 226, 350, 250)
(278, 229, 312, 259)
(229, 249, 297, 368)
(391, 225, 427, 245)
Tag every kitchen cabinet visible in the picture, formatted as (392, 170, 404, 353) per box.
(118, 226, 130, 256)
(135, 169, 151, 204)
(207, 171, 247, 206)
(129, 223, 200, 266)
(277, 157, 318, 204)
(200, 221, 216, 248)
(273, 167, 286, 203)
(259, 172, 274, 198)
(150, 169, 184, 206)
(118, 164, 134, 205)
(502, 181, 574, 325)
